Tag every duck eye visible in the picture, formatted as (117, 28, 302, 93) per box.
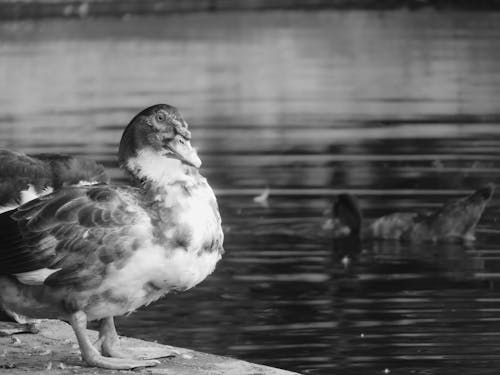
(156, 112, 166, 122)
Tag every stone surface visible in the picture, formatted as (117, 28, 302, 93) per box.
(0, 319, 301, 375)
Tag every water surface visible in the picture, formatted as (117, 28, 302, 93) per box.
(1, 10, 500, 375)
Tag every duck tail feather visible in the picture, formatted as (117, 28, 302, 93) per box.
(469, 183, 495, 203)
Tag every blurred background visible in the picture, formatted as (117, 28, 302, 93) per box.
(1, 1, 500, 374)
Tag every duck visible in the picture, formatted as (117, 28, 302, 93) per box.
(0, 151, 109, 325)
(0, 104, 224, 370)
(0, 150, 109, 213)
(325, 184, 494, 243)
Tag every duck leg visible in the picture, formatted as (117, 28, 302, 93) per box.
(99, 316, 141, 359)
(70, 311, 160, 369)
(98, 316, 178, 359)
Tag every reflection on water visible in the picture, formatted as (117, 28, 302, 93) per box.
(1, 9, 500, 375)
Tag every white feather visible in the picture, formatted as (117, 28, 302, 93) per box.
(126, 149, 198, 186)
(76, 180, 100, 186)
(0, 203, 19, 214)
(19, 184, 40, 204)
(85, 245, 221, 320)
(253, 186, 270, 207)
(14, 268, 61, 285)
(0, 185, 54, 213)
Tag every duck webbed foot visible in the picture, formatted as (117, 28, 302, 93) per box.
(97, 316, 178, 360)
(0, 308, 40, 335)
(0, 321, 39, 336)
(70, 312, 160, 369)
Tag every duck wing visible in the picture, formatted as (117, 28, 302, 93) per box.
(368, 212, 421, 240)
(0, 150, 109, 211)
(0, 184, 149, 290)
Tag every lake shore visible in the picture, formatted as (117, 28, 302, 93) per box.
(0, 319, 301, 375)
(1, 0, 500, 20)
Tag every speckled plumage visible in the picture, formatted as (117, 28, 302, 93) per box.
(0, 104, 224, 369)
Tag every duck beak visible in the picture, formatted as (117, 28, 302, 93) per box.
(163, 135, 202, 168)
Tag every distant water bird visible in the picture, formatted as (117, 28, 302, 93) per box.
(325, 184, 494, 243)
(0, 150, 109, 214)
(253, 186, 270, 207)
(0, 104, 224, 369)
(432, 159, 444, 170)
(341, 255, 351, 269)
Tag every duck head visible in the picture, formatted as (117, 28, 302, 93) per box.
(325, 193, 362, 238)
(119, 104, 202, 185)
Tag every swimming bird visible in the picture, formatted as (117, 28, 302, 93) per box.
(0, 104, 224, 369)
(325, 184, 494, 243)
(0, 150, 109, 213)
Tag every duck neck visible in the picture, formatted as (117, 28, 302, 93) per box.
(124, 148, 203, 195)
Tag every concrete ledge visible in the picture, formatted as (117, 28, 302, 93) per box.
(0, 319, 301, 375)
